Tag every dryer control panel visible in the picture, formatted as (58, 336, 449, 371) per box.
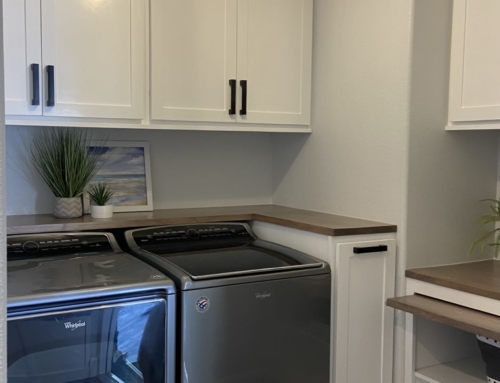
(7, 233, 115, 257)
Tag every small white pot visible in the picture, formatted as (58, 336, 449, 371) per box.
(90, 205, 113, 219)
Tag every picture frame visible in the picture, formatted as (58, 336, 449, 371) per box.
(84, 141, 153, 213)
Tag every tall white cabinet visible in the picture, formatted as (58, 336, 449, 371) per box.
(4, 0, 145, 120)
(150, 0, 313, 126)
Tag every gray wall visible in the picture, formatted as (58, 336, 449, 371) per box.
(406, 0, 498, 269)
(271, 1, 414, 380)
(272, 0, 412, 227)
(271, 0, 499, 380)
(6, 126, 273, 215)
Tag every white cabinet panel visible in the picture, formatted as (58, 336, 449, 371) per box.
(335, 239, 396, 383)
(449, 0, 500, 122)
(3, 0, 42, 116)
(40, 0, 145, 119)
(237, 0, 312, 125)
(150, 0, 237, 123)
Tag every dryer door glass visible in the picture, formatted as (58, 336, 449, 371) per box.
(7, 299, 167, 383)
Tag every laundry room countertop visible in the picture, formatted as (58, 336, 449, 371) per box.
(7, 204, 397, 236)
(387, 260, 500, 341)
(406, 259, 500, 300)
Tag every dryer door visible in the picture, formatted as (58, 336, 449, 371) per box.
(8, 298, 168, 383)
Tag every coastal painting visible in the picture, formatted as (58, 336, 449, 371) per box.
(88, 142, 153, 212)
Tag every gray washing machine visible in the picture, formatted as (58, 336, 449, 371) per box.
(125, 223, 331, 383)
(7, 232, 176, 383)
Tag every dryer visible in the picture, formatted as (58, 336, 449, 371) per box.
(125, 223, 331, 383)
(7, 232, 176, 383)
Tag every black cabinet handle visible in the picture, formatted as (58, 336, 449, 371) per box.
(240, 80, 247, 116)
(229, 79, 236, 115)
(30, 63, 40, 106)
(46, 65, 55, 107)
(353, 245, 388, 254)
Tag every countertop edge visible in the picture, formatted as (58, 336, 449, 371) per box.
(406, 263, 500, 301)
(7, 205, 397, 237)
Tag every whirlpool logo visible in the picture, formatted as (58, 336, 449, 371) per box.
(255, 292, 271, 299)
(64, 320, 86, 331)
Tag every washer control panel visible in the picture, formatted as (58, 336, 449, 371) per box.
(7, 234, 114, 256)
(131, 224, 254, 251)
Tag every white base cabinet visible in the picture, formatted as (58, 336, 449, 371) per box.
(250, 221, 396, 383)
(335, 238, 396, 383)
(403, 278, 496, 383)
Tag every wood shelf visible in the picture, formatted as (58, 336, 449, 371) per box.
(7, 204, 397, 236)
(415, 357, 486, 383)
(386, 294, 500, 341)
(406, 260, 500, 301)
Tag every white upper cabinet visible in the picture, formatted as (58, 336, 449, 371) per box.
(150, 0, 313, 126)
(237, 0, 312, 125)
(40, 0, 145, 119)
(150, 0, 237, 123)
(3, 0, 313, 131)
(3, 0, 42, 116)
(449, 0, 500, 125)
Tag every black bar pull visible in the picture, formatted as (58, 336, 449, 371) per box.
(353, 245, 388, 254)
(30, 64, 40, 106)
(229, 79, 236, 115)
(46, 65, 55, 107)
(240, 80, 247, 116)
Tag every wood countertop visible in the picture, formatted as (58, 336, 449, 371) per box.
(406, 260, 500, 301)
(7, 204, 397, 236)
(387, 294, 500, 341)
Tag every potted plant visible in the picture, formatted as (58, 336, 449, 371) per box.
(88, 182, 114, 219)
(30, 128, 107, 219)
(469, 198, 500, 257)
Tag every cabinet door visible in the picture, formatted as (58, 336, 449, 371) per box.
(150, 0, 237, 123)
(237, 0, 313, 125)
(3, 0, 42, 116)
(335, 239, 396, 383)
(449, 0, 500, 122)
(40, 0, 145, 119)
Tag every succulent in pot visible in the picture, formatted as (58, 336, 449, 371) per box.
(30, 128, 107, 219)
(88, 182, 114, 219)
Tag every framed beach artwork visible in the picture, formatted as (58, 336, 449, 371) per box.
(85, 141, 153, 213)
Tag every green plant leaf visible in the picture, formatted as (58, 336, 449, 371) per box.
(468, 227, 500, 257)
(478, 215, 500, 225)
(88, 182, 114, 206)
(30, 128, 109, 198)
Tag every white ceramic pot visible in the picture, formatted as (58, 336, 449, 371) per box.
(90, 205, 113, 219)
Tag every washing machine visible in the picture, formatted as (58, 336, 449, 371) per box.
(125, 223, 331, 383)
(7, 232, 176, 383)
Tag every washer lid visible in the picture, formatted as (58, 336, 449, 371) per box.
(7, 233, 175, 308)
(128, 224, 325, 280)
(161, 246, 314, 279)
